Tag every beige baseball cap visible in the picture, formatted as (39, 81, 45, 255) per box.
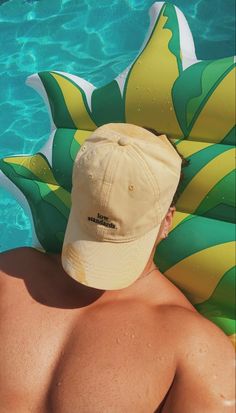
(61, 123, 182, 290)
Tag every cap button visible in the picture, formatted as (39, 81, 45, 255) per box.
(118, 136, 130, 146)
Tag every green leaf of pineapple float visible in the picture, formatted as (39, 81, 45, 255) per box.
(30, 2, 235, 143)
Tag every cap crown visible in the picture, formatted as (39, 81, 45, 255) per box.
(72, 123, 182, 242)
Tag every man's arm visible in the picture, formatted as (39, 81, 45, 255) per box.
(161, 310, 235, 413)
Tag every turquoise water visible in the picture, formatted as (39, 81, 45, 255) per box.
(0, 0, 235, 252)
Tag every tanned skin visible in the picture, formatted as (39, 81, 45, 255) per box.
(0, 207, 235, 412)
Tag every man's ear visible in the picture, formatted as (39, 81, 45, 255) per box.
(161, 206, 176, 238)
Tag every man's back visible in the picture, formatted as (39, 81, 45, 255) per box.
(0, 247, 234, 413)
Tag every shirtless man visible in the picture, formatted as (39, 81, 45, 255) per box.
(0, 123, 235, 413)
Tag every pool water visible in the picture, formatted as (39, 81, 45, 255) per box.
(0, 0, 235, 252)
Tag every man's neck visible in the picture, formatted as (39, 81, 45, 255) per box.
(47, 252, 162, 306)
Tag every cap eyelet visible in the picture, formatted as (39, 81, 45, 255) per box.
(118, 137, 129, 146)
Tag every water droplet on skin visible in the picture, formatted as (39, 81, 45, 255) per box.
(198, 343, 208, 353)
(116, 337, 121, 344)
(131, 333, 135, 339)
(222, 399, 236, 407)
(186, 352, 194, 359)
(56, 381, 62, 387)
(147, 343, 152, 348)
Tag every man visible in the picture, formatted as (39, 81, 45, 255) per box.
(0, 123, 235, 413)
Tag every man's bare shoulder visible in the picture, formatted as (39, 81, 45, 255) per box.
(0, 247, 45, 284)
(157, 304, 234, 352)
(159, 305, 235, 412)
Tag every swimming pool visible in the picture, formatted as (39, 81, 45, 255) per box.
(0, 0, 235, 252)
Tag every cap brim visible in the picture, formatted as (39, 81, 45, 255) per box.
(61, 208, 161, 290)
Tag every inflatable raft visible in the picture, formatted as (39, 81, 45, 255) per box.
(0, 2, 235, 347)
